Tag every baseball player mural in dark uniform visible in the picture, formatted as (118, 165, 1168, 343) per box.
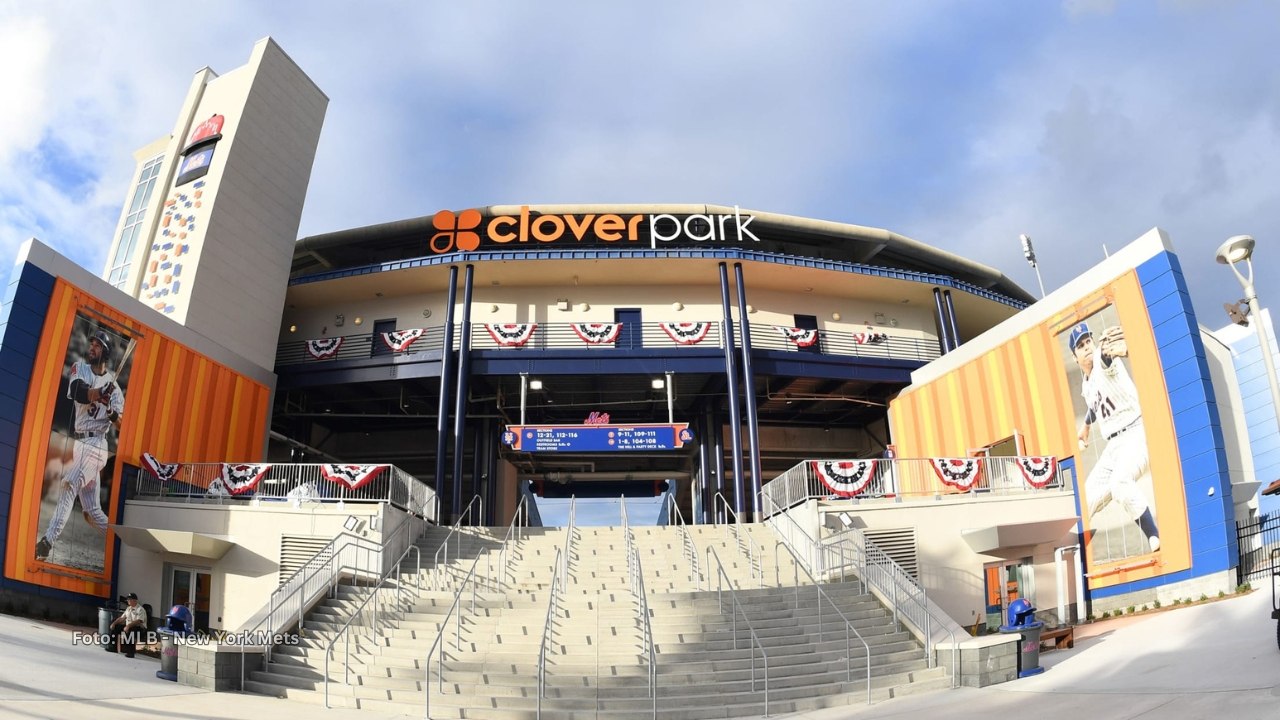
(34, 317, 133, 573)
(1065, 315, 1161, 562)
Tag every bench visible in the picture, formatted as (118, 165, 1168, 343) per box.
(1040, 625, 1075, 650)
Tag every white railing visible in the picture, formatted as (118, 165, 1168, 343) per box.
(495, 495, 530, 592)
(705, 547, 771, 716)
(663, 494, 703, 589)
(423, 545, 495, 719)
(430, 495, 484, 591)
(712, 492, 762, 588)
(622, 497, 657, 719)
(134, 461, 439, 521)
(537, 546, 566, 720)
(761, 455, 1066, 517)
(771, 540, 872, 705)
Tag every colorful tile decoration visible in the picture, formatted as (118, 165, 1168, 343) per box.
(147, 180, 207, 314)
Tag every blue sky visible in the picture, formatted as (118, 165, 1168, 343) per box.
(2, 1, 1279, 327)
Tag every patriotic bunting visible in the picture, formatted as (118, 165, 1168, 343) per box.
(486, 323, 537, 347)
(306, 337, 344, 359)
(572, 323, 621, 344)
(141, 452, 182, 483)
(812, 459, 879, 498)
(1016, 456, 1058, 489)
(218, 463, 271, 496)
(851, 331, 888, 344)
(321, 464, 389, 491)
(206, 477, 231, 498)
(929, 458, 984, 491)
(660, 321, 712, 345)
(381, 328, 425, 352)
(776, 327, 819, 348)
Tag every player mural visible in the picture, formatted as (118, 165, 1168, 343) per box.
(32, 314, 136, 574)
(1059, 304, 1161, 565)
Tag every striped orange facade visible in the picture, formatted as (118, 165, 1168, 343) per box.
(4, 280, 270, 596)
(889, 271, 1191, 588)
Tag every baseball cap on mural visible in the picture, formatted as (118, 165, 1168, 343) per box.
(1068, 322, 1092, 350)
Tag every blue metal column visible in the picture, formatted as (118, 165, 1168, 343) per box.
(718, 262, 746, 520)
(711, 404, 725, 523)
(696, 410, 711, 524)
(932, 287, 952, 353)
(734, 263, 763, 521)
(943, 289, 962, 348)
(435, 265, 459, 516)
(451, 264, 475, 518)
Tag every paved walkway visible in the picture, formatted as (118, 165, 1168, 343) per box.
(1, 589, 1278, 719)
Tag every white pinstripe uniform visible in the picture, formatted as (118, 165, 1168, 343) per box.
(1080, 341, 1151, 524)
(41, 359, 124, 545)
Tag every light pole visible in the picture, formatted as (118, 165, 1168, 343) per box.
(1020, 234, 1047, 299)
(1216, 235, 1280, 437)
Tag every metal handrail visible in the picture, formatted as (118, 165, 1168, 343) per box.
(712, 492, 762, 588)
(759, 492, 825, 576)
(772, 540, 872, 705)
(622, 499, 657, 720)
(537, 546, 566, 720)
(665, 494, 703, 589)
(704, 547, 771, 717)
(239, 509, 419, 690)
(423, 544, 494, 720)
(495, 495, 529, 592)
(823, 530, 957, 684)
(323, 539, 422, 706)
(432, 494, 483, 591)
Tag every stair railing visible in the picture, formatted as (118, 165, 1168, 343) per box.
(422, 544, 495, 719)
(704, 547, 772, 717)
(622, 502, 657, 720)
(537, 546, 567, 720)
(239, 508, 419, 690)
(772, 540, 872, 705)
(322, 537, 424, 706)
(712, 492, 763, 588)
(431, 494, 483, 591)
(495, 494, 529, 592)
(824, 529, 957, 684)
(665, 493, 704, 589)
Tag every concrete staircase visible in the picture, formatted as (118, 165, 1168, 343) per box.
(243, 522, 952, 717)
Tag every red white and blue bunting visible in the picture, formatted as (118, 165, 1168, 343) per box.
(381, 328, 425, 352)
(218, 463, 272, 496)
(1016, 456, 1058, 489)
(486, 323, 537, 347)
(851, 331, 888, 345)
(572, 323, 621, 345)
(306, 337, 344, 359)
(929, 458, 984, 491)
(776, 327, 819, 348)
(141, 452, 182, 483)
(812, 459, 879, 498)
(321, 464, 389, 491)
(660, 321, 712, 345)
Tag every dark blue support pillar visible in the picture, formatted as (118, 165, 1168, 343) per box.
(932, 287, 952, 354)
(943, 289, 962, 349)
(435, 266, 459, 516)
(451, 264, 475, 519)
(734, 263, 763, 521)
(711, 404, 725, 522)
(718, 262, 746, 520)
(696, 409, 711, 525)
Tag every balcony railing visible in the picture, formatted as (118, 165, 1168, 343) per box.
(131, 462, 439, 522)
(275, 320, 940, 366)
(760, 455, 1068, 517)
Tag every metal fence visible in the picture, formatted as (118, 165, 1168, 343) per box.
(275, 320, 941, 365)
(1236, 513, 1280, 585)
(132, 462, 439, 522)
(761, 456, 1068, 517)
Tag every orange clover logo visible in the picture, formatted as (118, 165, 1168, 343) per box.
(430, 209, 482, 253)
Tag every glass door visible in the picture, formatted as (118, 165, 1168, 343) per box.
(169, 566, 212, 631)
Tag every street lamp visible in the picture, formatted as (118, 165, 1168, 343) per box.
(1020, 234, 1047, 299)
(1216, 235, 1280, 437)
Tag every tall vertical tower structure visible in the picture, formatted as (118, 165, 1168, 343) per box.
(100, 37, 328, 369)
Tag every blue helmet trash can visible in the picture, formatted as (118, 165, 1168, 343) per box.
(999, 599, 1045, 677)
(155, 605, 195, 682)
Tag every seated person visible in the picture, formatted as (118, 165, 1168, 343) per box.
(108, 593, 147, 657)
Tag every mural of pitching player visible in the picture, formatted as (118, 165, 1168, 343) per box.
(1067, 316, 1161, 559)
(34, 318, 132, 572)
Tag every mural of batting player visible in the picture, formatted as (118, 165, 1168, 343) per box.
(1066, 316, 1161, 560)
(34, 317, 133, 572)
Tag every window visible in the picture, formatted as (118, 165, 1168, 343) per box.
(107, 155, 164, 289)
